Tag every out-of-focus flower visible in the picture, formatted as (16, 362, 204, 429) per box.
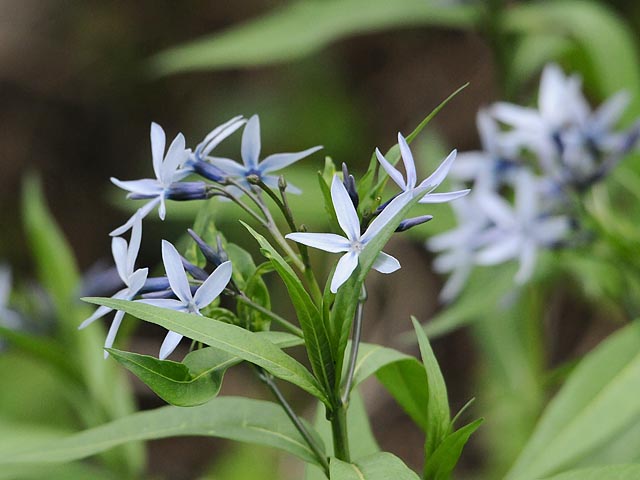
(141, 240, 232, 359)
(0, 265, 21, 329)
(375, 132, 469, 203)
(210, 115, 322, 195)
(79, 214, 148, 358)
(111, 123, 190, 236)
(286, 175, 411, 293)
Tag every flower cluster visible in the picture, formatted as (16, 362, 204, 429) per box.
(82, 113, 469, 357)
(428, 64, 640, 302)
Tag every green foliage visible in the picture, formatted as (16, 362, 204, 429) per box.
(542, 464, 640, 480)
(423, 418, 483, 480)
(148, 0, 477, 75)
(0, 397, 326, 468)
(329, 452, 420, 480)
(84, 298, 330, 405)
(507, 323, 640, 479)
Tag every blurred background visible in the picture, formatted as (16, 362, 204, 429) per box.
(1, 1, 640, 479)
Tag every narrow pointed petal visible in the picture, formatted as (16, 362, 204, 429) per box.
(476, 192, 515, 229)
(127, 268, 149, 293)
(137, 298, 185, 310)
(158, 197, 167, 221)
(330, 250, 359, 293)
(515, 241, 537, 284)
(161, 240, 193, 304)
(375, 148, 406, 190)
(514, 171, 538, 222)
(491, 103, 544, 131)
(475, 236, 520, 265)
(159, 331, 184, 360)
(241, 115, 261, 169)
(111, 178, 162, 196)
(194, 261, 232, 309)
(111, 237, 129, 283)
(417, 149, 457, 191)
(200, 117, 246, 156)
(539, 64, 566, 123)
(161, 133, 188, 183)
(209, 157, 249, 177)
(151, 122, 166, 180)
(126, 214, 143, 276)
(260, 146, 323, 173)
(103, 310, 125, 359)
(592, 91, 630, 131)
(285, 232, 351, 253)
(418, 189, 470, 204)
(360, 190, 412, 244)
(79, 305, 113, 329)
(372, 251, 400, 274)
(331, 175, 361, 241)
(398, 133, 417, 188)
(537, 216, 570, 244)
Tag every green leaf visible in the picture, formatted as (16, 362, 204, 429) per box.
(504, 0, 640, 122)
(244, 223, 335, 396)
(84, 297, 330, 406)
(542, 465, 640, 480)
(108, 331, 302, 406)
(350, 342, 416, 387)
(0, 397, 325, 467)
(329, 452, 420, 480)
(149, 0, 478, 75)
(423, 419, 483, 480)
(412, 316, 450, 457)
(506, 323, 640, 479)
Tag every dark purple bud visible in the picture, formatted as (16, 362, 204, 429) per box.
(191, 160, 226, 183)
(341, 163, 359, 208)
(166, 182, 211, 201)
(396, 215, 433, 232)
(375, 194, 398, 214)
(187, 229, 228, 266)
(141, 284, 199, 299)
(79, 264, 124, 297)
(139, 276, 171, 294)
(180, 255, 209, 281)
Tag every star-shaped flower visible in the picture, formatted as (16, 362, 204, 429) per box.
(79, 214, 149, 358)
(375, 132, 469, 203)
(141, 240, 232, 359)
(210, 114, 322, 194)
(111, 123, 190, 236)
(286, 175, 412, 293)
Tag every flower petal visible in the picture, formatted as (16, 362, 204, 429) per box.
(398, 133, 417, 189)
(150, 122, 166, 180)
(417, 149, 458, 192)
(241, 115, 261, 169)
(126, 213, 143, 276)
(331, 175, 361, 241)
(419, 189, 470, 204)
(111, 237, 129, 283)
(160, 133, 188, 184)
(372, 251, 400, 274)
(209, 157, 249, 177)
(515, 240, 537, 284)
(360, 190, 412, 244)
(330, 250, 359, 293)
(159, 330, 184, 360)
(285, 232, 351, 253)
(161, 240, 192, 304)
(194, 261, 232, 310)
(127, 268, 149, 293)
(260, 146, 323, 173)
(111, 178, 162, 196)
(103, 310, 125, 359)
(375, 148, 406, 190)
(199, 116, 246, 157)
(475, 235, 520, 265)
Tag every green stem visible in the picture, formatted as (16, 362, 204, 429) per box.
(256, 367, 330, 475)
(235, 293, 303, 337)
(330, 404, 351, 462)
(341, 285, 367, 406)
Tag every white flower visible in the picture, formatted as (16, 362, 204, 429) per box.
(375, 132, 469, 203)
(286, 175, 412, 293)
(474, 171, 571, 284)
(110, 123, 190, 236)
(210, 114, 322, 195)
(79, 214, 149, 358)
(141, 240, 232, 359)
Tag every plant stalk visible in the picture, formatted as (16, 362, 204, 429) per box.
(341, 285, 367, 406)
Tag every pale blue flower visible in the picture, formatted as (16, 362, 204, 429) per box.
(375, 132, 469, 203)
(210, 114, 322, 194)
(111, 123, 190, 236)
(474, 171, 571, 284)
(80, 214, 149, 358)
(141, 240, 232, 359)
(286, 175, 412, 293)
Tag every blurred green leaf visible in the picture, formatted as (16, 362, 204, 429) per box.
(423, 418, 483, 480)
(507, 323, 640, 479)
(412, 316, 450, 458)
(84, 297, 329, 405)
(149, 0, 478, 75)
(329, 452, 420, 479)
(244, 223, 335, 394)
(542, 465, 640, 480)
(0, 397, 325, 467)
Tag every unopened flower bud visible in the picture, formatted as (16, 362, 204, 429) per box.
(396, 215, 433, 232)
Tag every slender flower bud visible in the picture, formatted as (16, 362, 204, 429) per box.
(191, 160, 227, 183)
(341, 163, 359, 209)
(187, 229, 228, 266)
(180, 255, 209, 281)
(141, 284, 199, 300)
(278, 175, 287, 191)
(139, 276, 171, 294)
(165, 182, 213, 201)
(396, 215, 433, 232)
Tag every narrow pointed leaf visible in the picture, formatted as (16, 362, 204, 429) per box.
(423, 418, 483, 480)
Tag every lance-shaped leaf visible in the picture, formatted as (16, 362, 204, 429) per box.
(83, 298, 330, 406)
(0, 397, 325, 467)
(244, 223, 335, 396)
(329, 452, 420, 480)
(107, 331, 302, 407)
(423, 419, 483, 480)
